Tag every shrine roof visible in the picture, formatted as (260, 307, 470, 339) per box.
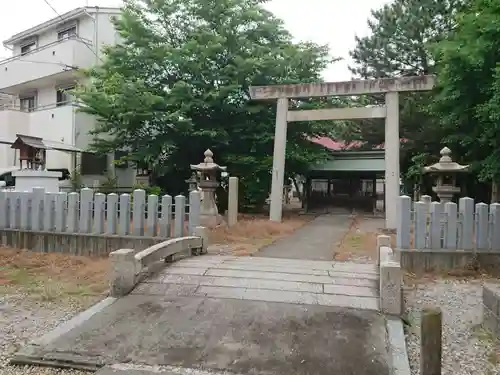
(11, 134, 47, 150)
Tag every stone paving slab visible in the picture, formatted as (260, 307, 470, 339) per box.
(126, 256, 380, 312)
(152, 256, 379, 306)
(161, 274, 325, 293)
(219, 257, 339, 270)
(193, 285, 379, 310)
(205, 271, 373, 288)
(169, 262, 332, 275)
(168, 259, 379, 276)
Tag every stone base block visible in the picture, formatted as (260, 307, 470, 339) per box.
(482, 284, 500, 338)
(12, 169, 62, 193)
(399, 249, 500, 276)
(109, 248, 138, 297)
(200, 214, 225, 228)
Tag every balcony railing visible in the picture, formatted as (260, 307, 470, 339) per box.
(0, 101, 78, 112)
(0, 35, 93, 67)
(0, 36, 95, 91)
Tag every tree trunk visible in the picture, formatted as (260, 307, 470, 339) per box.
(291, 176, 303, 202)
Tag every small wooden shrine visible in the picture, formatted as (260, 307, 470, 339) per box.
(11, 134, 47, 170)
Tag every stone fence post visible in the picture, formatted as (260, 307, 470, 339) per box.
(109, 248, 139, 297)
(378, 235, 403, 316)
(228, 176, 238, 226)
(193, 226, 209, 254)
(376, 235, 391, 266)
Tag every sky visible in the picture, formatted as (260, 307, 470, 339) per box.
(0, 0, 392, 81)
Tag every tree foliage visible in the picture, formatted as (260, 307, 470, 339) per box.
(76, 0, 334, 210)
(348, 0, 468, 184)
(432, 0, 500, 182)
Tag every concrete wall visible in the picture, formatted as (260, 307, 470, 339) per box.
(399, 249, 500, 275)
(397, 195, 500, 250)
(0, 229, 166, 257)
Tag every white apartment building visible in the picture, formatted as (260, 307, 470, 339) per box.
(0, 6, 137, 186)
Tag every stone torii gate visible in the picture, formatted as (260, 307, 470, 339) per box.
(249, 75, 436, 229)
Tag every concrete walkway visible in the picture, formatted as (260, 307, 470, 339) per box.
(257, 214, 351, 260)
(12, 256, 390, 375)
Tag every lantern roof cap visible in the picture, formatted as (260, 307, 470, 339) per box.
(423, 147, 470, 173)
(190, 149, 227, 172)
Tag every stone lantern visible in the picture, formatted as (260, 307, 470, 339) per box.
(422, 147, 470, 203)
(190, 149, 227, 227)
(186, 172, 198, 192)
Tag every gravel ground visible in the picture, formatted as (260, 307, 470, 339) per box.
(0, 291, 94, 375)
(405, 279, 500, 375)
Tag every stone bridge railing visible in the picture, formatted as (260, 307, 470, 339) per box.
(109, 226, 208, 297)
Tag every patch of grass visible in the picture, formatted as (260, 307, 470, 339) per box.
(472, 323, 493, 341)
(331, 215, 395, 262)
(209, 213, 311, 256)
(403, 310, 421, 335)
(1, 266, 97, 301)
(333, 217, 388, 262)
(403, 265, 492, 288)
(344, 234, 363, 248)
(0, 248, 109, 302)
(471, 323, 500, 365)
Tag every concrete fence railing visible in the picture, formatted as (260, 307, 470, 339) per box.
(396, 195, 500, 274)
(397, 195, 500, 250)
(0, 187, 202, 256)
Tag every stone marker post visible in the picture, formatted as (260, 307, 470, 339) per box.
(228, 176, 238, 227)
(420, 307, 442, 375)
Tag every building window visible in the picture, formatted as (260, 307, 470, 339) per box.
(20, 42, 36, 56)
(57, 26, 77, 40)
(19, 96, 36, 112)
(81, 152, 107, 175)
(114, 150, 129, 169)
(0, 172, 15, 187)
(56, 87, 75, 106)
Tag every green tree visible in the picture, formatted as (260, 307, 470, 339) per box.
(76, 0, 333, 210)
(432, 0, 500, 183)
(348, 0, 467, 186)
